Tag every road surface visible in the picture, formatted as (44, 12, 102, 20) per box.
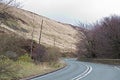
(31, 58, 120, 80)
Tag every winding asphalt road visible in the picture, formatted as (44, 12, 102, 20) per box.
(31, 58, 120, 80)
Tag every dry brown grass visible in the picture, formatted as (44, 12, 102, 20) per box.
(17, 61, 65, 79)
(1, 6, 79, 52)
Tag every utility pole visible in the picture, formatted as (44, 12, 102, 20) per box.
(63, 44, 65, 52)
(39, 19, 43, 45)
(71, 44, 73, 53)
(30, 13, 35, 57)
(53, 37, 56, 47)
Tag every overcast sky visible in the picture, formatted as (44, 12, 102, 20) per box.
(17, 0, 120, 25)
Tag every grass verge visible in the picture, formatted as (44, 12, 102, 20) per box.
(17, 60, 66, 79)
(78, 58, 120, 65)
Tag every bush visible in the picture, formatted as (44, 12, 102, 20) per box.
(61, 52, 76, 58)
(21, 39, 37, 53)
(0, 33, 61, 63)
(44, 47, 61, 62)
(0, 55, 20, 80)
(32, 45, 46, 62)
(32, 46, 61, 63)
(4, 51, 18, 60)
(0, 33, 38, 60)
(18, 54, 32, 62)
(0, 33, 26, 60)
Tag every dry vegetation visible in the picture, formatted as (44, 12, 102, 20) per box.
(0, 1, 77, 79)
(17, 59, 65, 79)
(77, 15, 120, 62)
(0, 32, 65, 79)
(0, 5, 78, 52)
(78, 58, 120, 65)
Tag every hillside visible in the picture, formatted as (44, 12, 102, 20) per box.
(0, 7, 79, 52)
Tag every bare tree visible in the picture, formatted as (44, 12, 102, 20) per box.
(77, 15, 120, 59)
(0, 0, 21, 26)
(77, 23, 97, 58)
(0, 0, 20, 12)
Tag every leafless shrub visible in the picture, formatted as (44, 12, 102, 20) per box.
(0, 33, 26, 60)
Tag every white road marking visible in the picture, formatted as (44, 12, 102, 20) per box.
(71, 65, 89, 80)
(114, 66, 120, 70)
(71, 64, 92, 80)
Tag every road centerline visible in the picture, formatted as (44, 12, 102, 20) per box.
(71, 64, 92, 80)
(114, 66, 120, 70)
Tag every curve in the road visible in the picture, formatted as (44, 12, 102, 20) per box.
(31, 59, 89, 80)
(71, 64, 92, 80)
(31, 59, 120, 80)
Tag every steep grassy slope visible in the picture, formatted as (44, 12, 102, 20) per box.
(0, 7, 78, 52)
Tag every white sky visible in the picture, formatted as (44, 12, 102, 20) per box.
(17, 0, 120, 25)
